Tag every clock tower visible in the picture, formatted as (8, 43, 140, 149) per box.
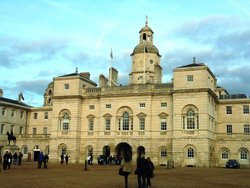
(129, 18, 162, 84)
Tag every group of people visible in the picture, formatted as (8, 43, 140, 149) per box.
(120, 152, 154, 188)
(1, 151, 23, 170)
(60, 153, 70, 164)
(38, 151, 49, 169)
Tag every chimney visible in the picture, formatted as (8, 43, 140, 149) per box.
(99, 74, 108, 87)
(80, 72, 90, 79)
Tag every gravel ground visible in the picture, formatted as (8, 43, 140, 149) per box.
(0, 162, 250, 188)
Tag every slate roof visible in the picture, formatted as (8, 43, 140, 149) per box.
(0, 97, 32, 108)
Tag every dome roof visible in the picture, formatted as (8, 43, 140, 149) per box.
(139, 25, 154, 34)
(131, 42, 161, 57)
(47, 82, 54, 89)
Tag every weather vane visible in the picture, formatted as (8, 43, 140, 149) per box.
(146, 15, 148, 26)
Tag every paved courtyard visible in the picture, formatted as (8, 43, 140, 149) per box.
(0, 162, 250, 188)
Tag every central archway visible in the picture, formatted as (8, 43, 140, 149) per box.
(115, 142, 132, 160)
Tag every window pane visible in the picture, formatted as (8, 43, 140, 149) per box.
(139, 118, 145, 130)
(226, 106, 232, 114)
(160, 148, 167, 157)
(227, 125, 232, 135)
(122, 112, 129, 130)
(187, 148, 194, 158)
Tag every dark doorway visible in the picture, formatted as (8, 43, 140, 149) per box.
(115, 142, 132, 160)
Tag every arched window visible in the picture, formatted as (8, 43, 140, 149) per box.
(182, 107, 199, 130)
(122, 112, 129, 130)
(22, 145, 28, 154)
(187, 109, 195, 129)
(143, 33, 147, 41)
(221, 149, 229, 159)
(59, 110, 71, 132)
(62, 113, 69, 131)
(160, 148, 167, 157)
(116, 107, 133, 131)
(187, 148, 194, 158)
(240, 149, 248, 160)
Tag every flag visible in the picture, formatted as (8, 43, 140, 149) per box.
(110, 48, 113, 59)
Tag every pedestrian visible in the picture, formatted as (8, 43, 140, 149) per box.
(146, 157, 154, 188)
(13, 152, 18, 165)
(18, 152, 23, 166)
(65, 154, 70, 164)
(0, 152, 2, 164)
(120, 153, 132, 188)
(136, 153, 147, 188)
(0, 152, 2, 172)
(38, 151, 44, 169)
(60, 153, 64, 164)
(7, 152, 12, 169)
(3, 151, 9, 170)
(44, 153, 49, 168)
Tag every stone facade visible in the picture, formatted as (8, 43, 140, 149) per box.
(1, 22, 250, 167)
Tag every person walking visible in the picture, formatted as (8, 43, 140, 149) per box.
(60, 153, 64, 164)
(146, 157, 154, 188)
(136, 153, 147, 188)
(65, 154, 70, 164)
(18, 152, 23, 166)
(120, 153, 133, 188)
(43, 153, 49, 168)
(3, 151, 9, 170)
(13, 152, 18, 165)
(38, 151, 44, 169)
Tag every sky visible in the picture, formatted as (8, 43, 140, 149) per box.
(0, 0, 250, 107)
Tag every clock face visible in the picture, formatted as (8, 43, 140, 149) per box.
(150, 59, 153, 64)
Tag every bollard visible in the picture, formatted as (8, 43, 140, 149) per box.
(84, 159, 88, 171)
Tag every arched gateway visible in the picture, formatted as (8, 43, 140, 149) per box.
(115, 142, 132, 160)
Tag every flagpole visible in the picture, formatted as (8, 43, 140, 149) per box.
(143, 42, 146, 84)
(109, 48, 113, 86)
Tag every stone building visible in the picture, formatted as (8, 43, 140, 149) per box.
(1, 21, 250, 167)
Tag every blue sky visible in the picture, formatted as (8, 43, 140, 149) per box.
(1, 0, 250, 107)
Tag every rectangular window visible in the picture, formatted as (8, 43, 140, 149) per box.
(226, 106, 232, 114)
(43, 127, 48, 135)
(89, 105, 95, 110)
(11, 125, 14, 132)
(44, 112, 48, 119)
(20, 111, 24, 119)
(139, 118, 145, 131)
(243, 105, 249, 114)
(161, 119, 167, 131)
(227, 124, 232, 135)
(62, 122, 69, 131)
(105, 118, 111, 131)
(139, 103, 145, 108)
(11, 109, 15, 117)
(244, 124, 250, 135)
(34, 113, 38, 119)
(19, 127, 23, 135)
(88, 119, 94, 131)
(106, 104, 111, 109)
(161, 102, 167, 108)
(187, 75, 193, 82)
(33, 128, 37, 135)
(64, 83, 69, 89)
(2, 108, 6, 115)
(0, 124, 4, 134)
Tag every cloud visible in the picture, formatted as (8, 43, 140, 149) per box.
(16, 79, 50, 95)
(0, 36, 69, 68)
